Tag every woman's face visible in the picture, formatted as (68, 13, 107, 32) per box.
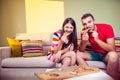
(63, 23, 74, 34)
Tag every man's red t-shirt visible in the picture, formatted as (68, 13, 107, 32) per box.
(89, 24, 114, 55)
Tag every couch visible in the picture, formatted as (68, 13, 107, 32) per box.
(0, 33, 120, 80)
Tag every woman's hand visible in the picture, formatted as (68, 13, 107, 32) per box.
(61, 32, 70, 44)
(66, 43, 72, 51)
(52, 51, 62, 63)
(52, 44, 72, 62)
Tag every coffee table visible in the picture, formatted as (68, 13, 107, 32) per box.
(35, 67, 113, 80)
(35, 65, 113, 80)
(46, 69, 114, 80)
(65, 70, 113, 80)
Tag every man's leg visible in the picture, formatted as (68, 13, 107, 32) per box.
(105, 51, 119, 80)
(76, 51, 91, 65)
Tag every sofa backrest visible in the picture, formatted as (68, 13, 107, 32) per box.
(15, 33, 53, 46)
(15, 33, 81, 45)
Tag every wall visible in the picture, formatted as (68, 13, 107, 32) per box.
(0, 0, 1, 37)
(0, 0, 26, 46)
(64, 0, 120, 33)
(25, 0, 64, 33)
(0, 0, 120, 46)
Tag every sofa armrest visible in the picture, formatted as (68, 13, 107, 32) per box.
(0, 46, 11, 60)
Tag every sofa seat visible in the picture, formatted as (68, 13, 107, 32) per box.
(86, 61, 106, 69)
(1, 55, 107, 69)
(1, 56, 57, 68)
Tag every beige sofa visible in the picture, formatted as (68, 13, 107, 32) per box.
(0, 33, 120, 80)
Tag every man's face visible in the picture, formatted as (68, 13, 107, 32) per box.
(81, 16, 95, 33)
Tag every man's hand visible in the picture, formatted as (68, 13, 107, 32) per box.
(92, 31, 99, 41)
(82, 33, 89, 41)
(81, 28, 89, 41)
(80, 29, 89, 52)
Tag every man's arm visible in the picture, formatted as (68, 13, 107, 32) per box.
(93, 31, 115, 51)
(79, 32, 89, 52)
(96, 38, 115, 51)
(79, 40, 89, 52)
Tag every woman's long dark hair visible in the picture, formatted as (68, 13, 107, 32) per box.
(61, 18, 78, 51)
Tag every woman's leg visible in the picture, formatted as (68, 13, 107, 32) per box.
(62, 57, 71, 67)
(61, 51, 76, 67)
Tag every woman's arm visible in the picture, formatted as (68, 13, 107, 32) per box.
(53, 43, 72, 62)
(54, 39, 64, 54)
(54, 32, 71, 54)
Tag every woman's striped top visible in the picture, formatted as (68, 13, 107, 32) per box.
(47, 29, 62, 60)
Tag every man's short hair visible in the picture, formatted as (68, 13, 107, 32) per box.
(81, 13, 95, 20)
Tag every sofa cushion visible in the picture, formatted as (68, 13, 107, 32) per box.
(1, 56, 56, 68)
(21, 40, 43, 53)
(55, 61, 107, 69)
(23, 53, 45, 57)
(7, 37, 22, 57)
(86, 61, 106, 69)
(20, 40, 45, 57)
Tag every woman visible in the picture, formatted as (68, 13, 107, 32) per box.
(47, 18, 78, 67)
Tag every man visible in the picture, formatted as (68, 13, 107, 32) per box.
(77, 13, 119, 80)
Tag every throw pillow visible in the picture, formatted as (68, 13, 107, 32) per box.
(23, 53, 45, 57)
(18, 39, 30, 42)
(21, 40, 45, 57)
(7, 37, 22, 57)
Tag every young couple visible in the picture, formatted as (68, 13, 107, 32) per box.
(47, 13, 119, 80)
